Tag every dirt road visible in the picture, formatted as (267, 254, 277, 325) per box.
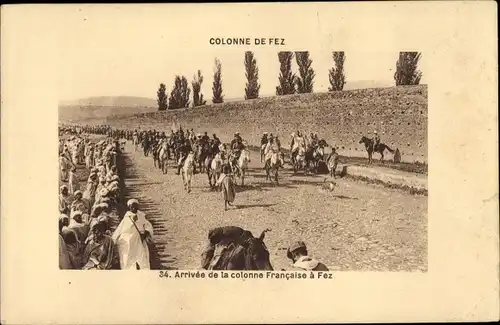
(121, 142, 427, 272)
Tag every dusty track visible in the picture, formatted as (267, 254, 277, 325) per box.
(121, 141, 427, 271)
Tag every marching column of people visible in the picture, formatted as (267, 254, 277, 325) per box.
(59, 123, 373, 271)
(59, 129, 153, 270)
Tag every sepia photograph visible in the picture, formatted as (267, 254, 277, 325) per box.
(58, 46, 428, 272)
(2, 2, 498, 324)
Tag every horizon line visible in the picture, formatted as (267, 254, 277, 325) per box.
(59, 79, 404, 103)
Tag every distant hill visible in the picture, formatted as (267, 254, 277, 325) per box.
(59, 96, 158, 121)
(59, 96, 158, 108)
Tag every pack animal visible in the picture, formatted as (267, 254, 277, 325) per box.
(202, 227, 274, 271)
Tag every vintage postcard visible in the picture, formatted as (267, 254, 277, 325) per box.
(1, 2, 498, 324)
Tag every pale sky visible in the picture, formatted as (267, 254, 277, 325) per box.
(56, 4, 428, 102)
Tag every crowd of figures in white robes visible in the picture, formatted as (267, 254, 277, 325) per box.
(59, 129, 153, 270)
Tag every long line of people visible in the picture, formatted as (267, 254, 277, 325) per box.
(59, 130, 153, 270)
(59, 124, 333, 271)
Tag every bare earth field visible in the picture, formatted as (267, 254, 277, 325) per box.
(120, 142, 427, 272)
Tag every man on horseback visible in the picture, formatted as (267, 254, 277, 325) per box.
(142, 135, 150, 157)
(261, 132, 268, 147)
(194, 133, 202, 146)
(212, 134, 221, 148)
(290, 131, 305, 164)
(201, 132, 210, 144)
(230, 132, 245, 175)
(176, 139, 192, 175)
(264, 135, 282, 170)
(373, 130, 381, 152)
(275, 135, 281, 150)
(309, 132, 318, 148)
(230, 132, 242, 148)
(211, 134, 221, 155)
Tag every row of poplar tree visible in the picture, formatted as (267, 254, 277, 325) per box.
(157, 51, 422, 110)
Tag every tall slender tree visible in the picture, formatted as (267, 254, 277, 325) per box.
(276, 51, 296, 95)
(157, 83, 168, 110)
(168, 75, 191, 109)
(192, 70, 207, 107)
(180, 76, 191, 108)
(212, 58, 224, 104)
(295, 51, 315, 93)
(244, 51, 260, 100)
(394, 52, 423, 85)
(328, 52, 347, 91)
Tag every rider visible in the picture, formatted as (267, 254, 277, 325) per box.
(264, 135, 282, 169)
(230, 132, 244, 170)
(176, 139, 192, 175)
(201, 132, 210, 144)
(212, 134, 221, 151)
(230, 132, 242, 149)
(275, 135, 281, 150)
(195, 133, 203, 146)
(373, 130, 381, 151)
(260, 132, 268, 147)
(291, 131, 305, 163)
(309, 132, 318, 148)
(289, 132, 296, 153)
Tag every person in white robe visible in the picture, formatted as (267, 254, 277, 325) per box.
(68, 166, 79, 195)
(59, 154, 70, 182)
(112, 199, 154, 270)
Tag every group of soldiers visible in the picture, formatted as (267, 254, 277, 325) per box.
(60, 123, 385, 176)
(258, 130, 330, 168)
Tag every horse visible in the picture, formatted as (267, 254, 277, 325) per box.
(236, 148, 251, 186)
(173, 141, 182, 163)
(196, 142, 211, 174)
(359, 136, 395, 164)
(132, 135, 139, 151)
(142, 138, 151, 157)
(260, 143, 267, 163)
(180, 152, 195, 193)
(151, 143, 160, 168)
(305, 145, 324, 173)
(205, 152, 223, 189)
(265, 152, 282, 185)
(202, 227, 274, 271)
(305, 146, 322, 173)
(326, 150, 340, 178)
(158, 142, 169, 174)
(293, 145, 307, 174)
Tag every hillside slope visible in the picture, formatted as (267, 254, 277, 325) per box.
(63, 85, 428, 163)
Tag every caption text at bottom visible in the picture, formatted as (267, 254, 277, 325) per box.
(159, 271, 334, 280)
